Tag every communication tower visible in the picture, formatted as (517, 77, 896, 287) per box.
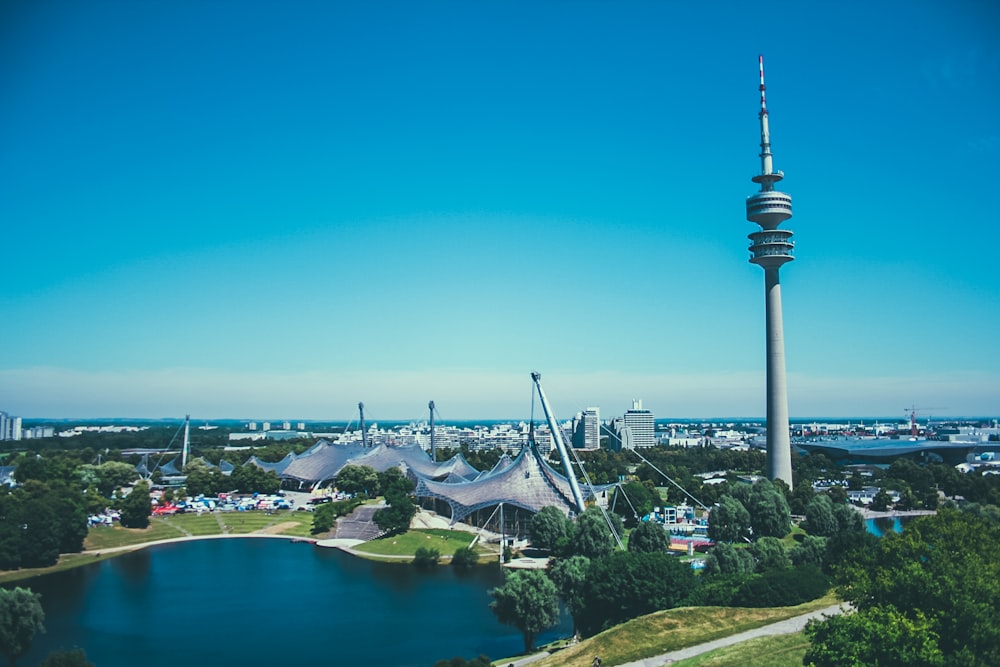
(746, 56, 794, 486)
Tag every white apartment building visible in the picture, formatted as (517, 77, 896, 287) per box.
(0, 412, 22, 441)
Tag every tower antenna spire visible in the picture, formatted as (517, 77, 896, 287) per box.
(759, 54, 767, 116)
(756, 54, 775, 180)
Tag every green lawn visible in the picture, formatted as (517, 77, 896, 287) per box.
(354, 528, 477, 558)
(84, 520, 187, 550)
(169, 513, 221, 535)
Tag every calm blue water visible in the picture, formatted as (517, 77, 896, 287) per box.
(16, 539, 570, 667)
(865, 516, 909, 536)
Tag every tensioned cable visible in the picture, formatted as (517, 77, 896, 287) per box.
(628, 446, 709, 511)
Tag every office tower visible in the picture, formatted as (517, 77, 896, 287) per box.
(572, 407, 601, 449)
(623, 400, 655, 449)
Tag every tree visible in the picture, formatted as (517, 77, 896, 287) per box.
(311, 502, 337, 535)
(40, 649, 95, 667)
(450, 546, 477, 569)
(182, 462, 221, 497)
(749, 536, 791, 572)
(433, 656, 491, 667)
(788, 479, 816, 515)
(83, 486, 106, 515)
(489, 569, 560, 653)
(707, 495, 750, 543)
(790, 534, 828, 568)
(376, 467, 408, 496)
(748, 479, 791, 538)
(229, 463, 280, 495)
(610, 481, 659, 527)
(826, 485, 848, 505)
(832, 502, 865, 533)
(804, 606, 944, 667)
(703, 541, 755, 576)
(530, 506, 571, 551)
(571, 506, 621, 559)
(0, 587, 45, 667)
(802, 494, 839, 537)
(94, 461, 139, 497)
(0, 481, 87, 569)
(627, 520, 670, 553)
(548, 555, 589, 636)
(413, 547, 440, 567)
(0, 490, 21, 570)
(871, 488, 892, 512)
(578, 551, 697, 636)
(118, 481, 151, 529)
(373, 474, 416, 535)
(335, 464, 379, 496)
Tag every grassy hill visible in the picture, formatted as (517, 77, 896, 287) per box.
(515, 593, 838, 667)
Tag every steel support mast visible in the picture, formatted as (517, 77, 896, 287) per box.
(429, 400, 436, 461)
(182, 414, 190, 469)
(530, 372, 586, 514)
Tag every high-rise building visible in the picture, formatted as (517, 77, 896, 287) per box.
(623, 400, 655, 449)
(745, 56, 794, 486)
(572, 407, 601, 449)
(0, 411, 22, 442)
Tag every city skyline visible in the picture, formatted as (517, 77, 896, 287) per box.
(2, 2, 998, 421)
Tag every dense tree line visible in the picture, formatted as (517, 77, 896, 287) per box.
(0, 480, 87, 569)
(805, 508, 1000, 666)
(182, 459, 281, 497)
(1, 425, 230, 454)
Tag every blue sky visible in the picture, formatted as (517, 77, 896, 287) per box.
(1, 0, 998, 421)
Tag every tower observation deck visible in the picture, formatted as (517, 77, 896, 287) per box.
(746, 56, 794, 486)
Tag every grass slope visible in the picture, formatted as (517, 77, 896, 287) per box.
(671, 631, 810, 667)
(527, 593, 838, 667)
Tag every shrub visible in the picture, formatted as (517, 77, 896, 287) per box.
(731, 564, 829, 607)
(451, 546, 477, 569)
(413, 547, 440, 567)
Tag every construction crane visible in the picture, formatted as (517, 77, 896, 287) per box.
(904, 406, 943, 437)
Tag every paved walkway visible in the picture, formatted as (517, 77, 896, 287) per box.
(617, 603, 849, 667)
(333, 503, 384, 540)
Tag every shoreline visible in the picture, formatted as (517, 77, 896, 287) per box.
(857, 508, 936, 519)
(0, 532, 319, 585)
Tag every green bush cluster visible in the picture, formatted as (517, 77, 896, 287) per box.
(413, 547, 440, 567)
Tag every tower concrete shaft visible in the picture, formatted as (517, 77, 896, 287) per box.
(763, 268, 793, 484)
(746, 56, 794, 487)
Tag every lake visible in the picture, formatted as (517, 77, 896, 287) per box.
(865, 515, 920, 536)
(16, 538, 570, 667)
